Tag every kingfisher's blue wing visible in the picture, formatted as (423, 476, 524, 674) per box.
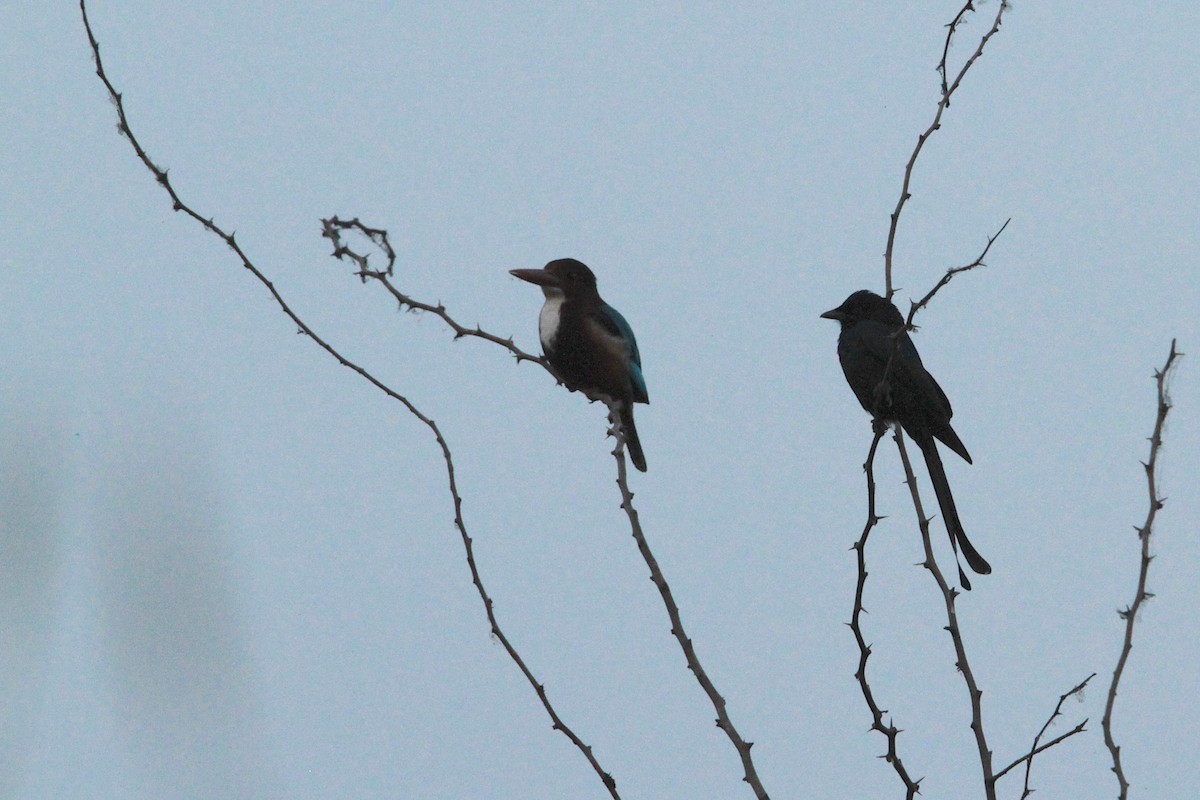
(597, 303, 649, 404)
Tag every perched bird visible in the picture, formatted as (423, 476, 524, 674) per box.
(510, 258, 649, 471)
(821, 290, 990, 589)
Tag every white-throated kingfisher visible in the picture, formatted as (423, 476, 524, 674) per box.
(510, 258, 649, 472)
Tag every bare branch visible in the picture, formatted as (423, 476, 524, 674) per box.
(321, 217, 545, 368)
(605, 402, 772, 800)
(991, 673, 1094, 794)
(996, 721, 1089, 785)
(938, 3, 978, 101)
(1102, 339, 1183, 800)
(79, 3, 620, 795)
(848, 427, 923, 798)
(885, 1, 1009, 298)
(893, 430, 996, 800)
(903, 218, 1010, 328)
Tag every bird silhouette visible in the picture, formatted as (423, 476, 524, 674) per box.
(822, 290, 990, 589)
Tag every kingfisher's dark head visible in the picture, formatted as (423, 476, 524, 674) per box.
(510, 258, 599, 300)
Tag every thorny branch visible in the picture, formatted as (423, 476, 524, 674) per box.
(901, 218, 1010, 328)
(605, 402, 773, 800)
(850, 427, 923, 799)
(79, 3, 621, 796)
(884, 0, 1009, 299)
(1102, 340, 1182, 800)
(892, 431, 996, 800)
(321, 216, 545, 368)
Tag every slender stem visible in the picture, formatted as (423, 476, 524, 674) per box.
(893, 431, 995, 800)
(884, 1, 1009, 298)
(606, 404, 771, 800)
(992, 673, 1094, 793)
(902, 219, 1010, 327)
(849, 427, 922, 798)
(1102, 340, 1181, 800)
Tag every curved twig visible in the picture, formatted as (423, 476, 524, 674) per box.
(1102, 339, 1182, 800)
(79, 3, 620, 796)
(320, 217, 545, 367)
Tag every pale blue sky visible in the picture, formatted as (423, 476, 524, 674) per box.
(2, 2, 1198, 798)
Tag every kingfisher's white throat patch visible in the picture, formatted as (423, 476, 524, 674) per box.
(538, 292, 564, 350)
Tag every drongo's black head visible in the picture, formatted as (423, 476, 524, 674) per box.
(510, 258, 600, 299)
(821, 290, 904, 328)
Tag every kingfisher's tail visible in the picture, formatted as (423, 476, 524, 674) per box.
(619, 404, 647, 472)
